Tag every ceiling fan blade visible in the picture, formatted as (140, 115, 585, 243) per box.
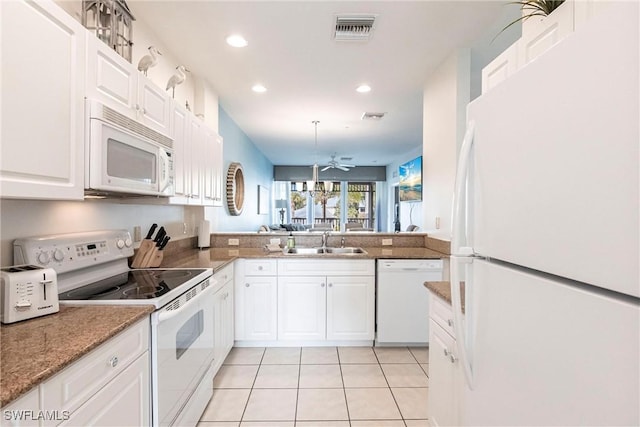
(321, 165, 332, 172)
(340, 163, 356, 168)
(336, 165, 349, 171)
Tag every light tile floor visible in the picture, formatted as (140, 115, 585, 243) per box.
(198, 346, 430, 427)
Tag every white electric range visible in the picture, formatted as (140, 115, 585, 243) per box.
(14, 230, 215, 427)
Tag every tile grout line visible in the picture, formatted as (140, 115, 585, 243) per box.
(336, 347, 353, 427)
(293, 347, 302, 427)
(375, 346, 410, 423)
(238, 347, 266, 424)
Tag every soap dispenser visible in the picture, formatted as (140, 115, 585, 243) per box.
(287, 232, 296, 249)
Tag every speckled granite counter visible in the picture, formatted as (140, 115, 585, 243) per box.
(424, 281, 465, 312)
(0, 305, 153, 407)
(161, 246, 446, 269)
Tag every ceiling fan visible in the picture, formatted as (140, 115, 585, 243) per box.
(321, 154, 356, 172)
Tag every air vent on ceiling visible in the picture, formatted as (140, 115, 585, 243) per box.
(361, 112, 385, 120)
(334, 15, 376, 41)
(340, 156, 353, 162)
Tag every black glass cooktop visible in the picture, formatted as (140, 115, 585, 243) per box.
(59, 269, 207, 301)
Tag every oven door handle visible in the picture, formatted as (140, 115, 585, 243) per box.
(157, 279, 215, 323)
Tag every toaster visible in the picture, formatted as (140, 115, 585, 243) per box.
(1, 265, 59, 324)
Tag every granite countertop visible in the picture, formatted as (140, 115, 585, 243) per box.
(424, 281, 466, 312)
(162, 246, 446, 269)
(0, 305, 154, 407)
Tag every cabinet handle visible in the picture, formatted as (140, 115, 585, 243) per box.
(328, 283, 333, 287)
(447, 319, 454, 327)
(444, 348, 449, 357)
(245, 283, 250, 287)
(321, 283, 325, 287)
(449, 354, 458, 363)
(258, 266, 263, 271)
(108, 356, 119, 368)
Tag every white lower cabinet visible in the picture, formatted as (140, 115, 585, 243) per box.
(278, 276, 327, 340)
(235, 258, 374, 345)
(1, 388, 40, 427)
(235, 259, 278, 342)
(58, 353, 149, 427)
(42, 318, 150, 426)
(428, 293, 461, 427)
(276, 259, 375, 343)
(212, 265, 234, 373)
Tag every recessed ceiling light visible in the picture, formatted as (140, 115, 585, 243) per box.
(226, 35, 248, 48)
(252, 84, 267, 93)
(356, 84, 371, 93)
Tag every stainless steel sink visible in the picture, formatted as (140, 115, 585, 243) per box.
(283, 247, 327, 255)
(324, 247, 367, 254)
(282, 247, 367, 255)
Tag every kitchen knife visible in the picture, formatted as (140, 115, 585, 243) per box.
(141, 227, 166, 268)
(131, 223, 158, 268)
(149, 236, 171, 268)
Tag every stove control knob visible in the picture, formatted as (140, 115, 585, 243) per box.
(124, 237, 132, 247)
(37, 252, 50, 265)
(116, 239, 125, 249)
(53, 249, 65, 262)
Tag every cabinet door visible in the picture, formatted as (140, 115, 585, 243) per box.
(243, 276, 277, 341)
(212, 281, 234, 374)
(326, 276, 374, 341)
(137, 74, 172, 137)
(201, 126, 216, 206)
(59, 352, 150, 427)
(1, 388, 40, 427)
(188, 118, 203, 204)
(277, 276, 326, 341)
(212, 134, 224, 206)
(428, 319, 458, 427)
(169, 103, 190, 204)
(0, 0, 86, 200)
(85, 35, 137, 117)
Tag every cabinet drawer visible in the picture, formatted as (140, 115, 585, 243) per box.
(429, 292, 456, 338)
(244, 259, 277, 276)
(278, 259, 374, 276)
(41, 318, 149, 416)
(213, 264, 234, 287)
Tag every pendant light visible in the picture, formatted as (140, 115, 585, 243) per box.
(307, 121, 320, 197)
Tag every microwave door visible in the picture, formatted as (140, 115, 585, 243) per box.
(89, 120, 160, 195)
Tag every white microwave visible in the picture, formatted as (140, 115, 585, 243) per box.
(85, 100, 174, 197)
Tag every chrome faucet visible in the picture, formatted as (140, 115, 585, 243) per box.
(321, 230, 330, 249)
(341, 236, 346, 248)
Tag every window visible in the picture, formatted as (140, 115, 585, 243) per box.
(285, 181, 376, 230)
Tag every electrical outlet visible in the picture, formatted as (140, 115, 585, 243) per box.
(435, 217, 441, 229)
(382, 238, 393, 246)
(270, 238, 281, 246)
(133, 226, 142, 242)
(228, 238, 240, 246)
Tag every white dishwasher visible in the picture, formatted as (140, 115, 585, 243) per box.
(376, 259, 443, 345)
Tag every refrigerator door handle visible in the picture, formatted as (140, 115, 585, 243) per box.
(452, 120, 475, 256)
(450, 119, 476, 389)
(451, 255, 474, 390)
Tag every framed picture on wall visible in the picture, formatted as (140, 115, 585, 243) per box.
(399, 156, 422, 202)
(258, 185, 269, 214)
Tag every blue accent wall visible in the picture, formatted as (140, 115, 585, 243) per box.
(208, 108, 274, 231)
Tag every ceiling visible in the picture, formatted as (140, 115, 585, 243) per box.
(129, 1, 513, 168)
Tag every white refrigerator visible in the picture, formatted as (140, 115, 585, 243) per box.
(449, 3, 639, 426)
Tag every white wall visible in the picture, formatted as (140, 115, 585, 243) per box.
(422, 49, 471, 240)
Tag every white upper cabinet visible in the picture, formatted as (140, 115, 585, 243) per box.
(169, 102, 223, 206)
(0, 0, 86, 200)
(86, 36, 171, 137)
